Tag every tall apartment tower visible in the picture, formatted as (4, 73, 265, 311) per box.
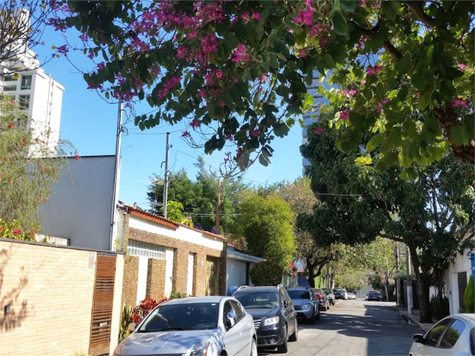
(0, 9, 64, 155)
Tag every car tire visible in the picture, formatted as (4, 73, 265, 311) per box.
(308, 313, 315, 324)
(249, 338, 258, 356)
(326, 302, 330, 311)
(289, 319, 298, 342)
(315, 311, 320, 321)
(277, 327, 288, 353)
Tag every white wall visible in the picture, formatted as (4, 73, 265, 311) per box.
(40, 155, 116, 250)
(226, 259, 248, 294)
(445, 248, 472, 314)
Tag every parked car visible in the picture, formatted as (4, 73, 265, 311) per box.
(333, 287, 349, 300)
(313, 288, 330, 311)
(286, 286, 320, 323)
(367, 290, 382, 301)
(322, 287, 336, 305)
(409, 313, 475, 356)
(113, 296, 257, 356)
(232, 285, 298, 353)
(348, 292, 356, 300)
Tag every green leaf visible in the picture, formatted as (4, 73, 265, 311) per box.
(259, 153, 271, 166)
(451, 125, 470, 146)
(395, 56, 413, 75)
(366, 134, 383, 152)
(465, 114, 474, 139)
(274, 122, 290, 137)
(375, 151, 399, 172)
(320, 53, 335, 69)
(332, 11, 348, 36)
(340, 0, 357, 12)
(338, 139, 358, 153)
(382, 1, 397, 21)
(419, 92, 432, 110)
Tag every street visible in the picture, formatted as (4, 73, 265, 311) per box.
(260, 299, 421, 356)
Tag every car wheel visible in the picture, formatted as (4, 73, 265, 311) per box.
(289, 319, 298, 342)
(308, 313, 315, 324)
(326, 302, 330, 311)
(249, 338, 258, 356)
(315, 311, 320, 321)
(277, 326, 288, 353)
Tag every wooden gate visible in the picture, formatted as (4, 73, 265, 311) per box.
(205, 256, 220, 296)
(89, 254, 116, 356)
(458, 271, 467, 311)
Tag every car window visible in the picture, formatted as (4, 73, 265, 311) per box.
(281, 288, 289, 306)
(234, 292, 278, 309)
(288, 290, 310, 299)
(439, 319, 465, 349)
(425, 319, 453, 347)
(470, 327, 474, 356)
(230, 300, 245, 322)
(223, 301, 236, 328)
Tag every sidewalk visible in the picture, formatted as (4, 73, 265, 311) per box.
(397, 307, 434, 333)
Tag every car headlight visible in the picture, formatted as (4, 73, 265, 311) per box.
(302, 303, 313, 310)
(263, 316, 279, 326)
(187, 341, 210, 356)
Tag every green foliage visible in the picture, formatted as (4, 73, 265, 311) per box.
(237, 193, 295, 269)
(249, 261, 283, 286)
(0, 95, 75, 234)
(51, 1, 474, 176)
(464, 275, 474, 313)
(119, 301, 132, 342)
(0, 219, 36, 241)
(170, 289, 190, 299)
(430, 296, 449, 321)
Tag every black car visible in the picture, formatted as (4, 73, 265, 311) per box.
(333, 287, 349, 300)
(367, 290, 382, 301)
(233, 285, 298, 353)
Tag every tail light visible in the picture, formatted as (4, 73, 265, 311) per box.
(316, 294, 323, 299)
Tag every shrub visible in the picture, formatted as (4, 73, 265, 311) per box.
(250, 261, 283, 286)
(464, 275, 474, 313)
(430, 296, 449, 321)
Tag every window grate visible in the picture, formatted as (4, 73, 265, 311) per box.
(128, 240, 165, 259)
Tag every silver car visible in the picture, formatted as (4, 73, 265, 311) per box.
(409, 313, 475, 356)
(286, 287, 320, 324)
(113, 296, 257, 356)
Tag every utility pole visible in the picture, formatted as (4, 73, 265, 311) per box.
(163, 132, 170, 219)
(215, 177, 221, 234)
(406, 244, 413, 315)
(396, 242, 401, 306)
(109, 100, 123, 251)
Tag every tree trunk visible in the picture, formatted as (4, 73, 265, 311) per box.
(307, 259, 316, 288)
(417, 273, 433, 323)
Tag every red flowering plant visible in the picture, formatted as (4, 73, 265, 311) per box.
(130, 296, 170, 324)
(0, 219, 36, 241)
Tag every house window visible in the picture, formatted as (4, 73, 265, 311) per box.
(3, 75, 17, 82)
(128, 240, 165, 259)
(19, 95, 30, 109)
(3, 85, 16, 92)
(21, 75, 32, 90)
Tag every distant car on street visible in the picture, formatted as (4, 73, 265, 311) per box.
(367, 290, 382, 301)
(232, 285, 298, 353)
(333, 287, 349, 300)
(409, 313, 475, 356)
(286, 286, 320, 324)
(313, 288, 330, 311)
(322, 288, 336, 305)
(348, 292, 356, 300)
(113, 296, 257, 356)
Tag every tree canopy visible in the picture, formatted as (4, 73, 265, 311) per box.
(0, 95, 73, 236)
(48, 0, 473, 176)
(299, 105, 474, 322)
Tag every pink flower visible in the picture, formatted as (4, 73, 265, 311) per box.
(250, 129, 260, 137)
(176, 47, 188, 59)
(340, 110, 350, 120)
(349, 89, 357, 96)
(232, 44, 249, 63)
(313, 127, 325, 134)
(297, 48, 308, 58)
(367, 65, 384, 76)
(182, 131, 190, 137)
(13, 229, 22, 234)
(220, 101, 226, 108)
(252, 11, 263, 20)
(459, 63, 467, 71)
(294, 9, 314, 26)
(190, 119, 201, 129)
(452, 97, 468, 108)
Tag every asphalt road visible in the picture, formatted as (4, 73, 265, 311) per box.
(259, 299, 422, 356)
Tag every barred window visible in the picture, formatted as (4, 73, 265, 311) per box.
(128, 240, 165, 259)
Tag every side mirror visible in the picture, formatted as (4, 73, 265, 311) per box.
(128, 322, 137, 332)
(412, 334, 425, 344)
(225, 316, 236, 330)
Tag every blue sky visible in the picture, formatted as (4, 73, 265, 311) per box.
(36, 24, 305, 208)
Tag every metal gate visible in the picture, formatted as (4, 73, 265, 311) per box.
(89, 254, 116, 356)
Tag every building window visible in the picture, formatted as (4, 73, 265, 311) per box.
(21, 75, 32, 90)
(128, 240, 165, 259)
(3, 85, 16, 92)
(19, 95, 30, 109)
(3, 75, 17, 82)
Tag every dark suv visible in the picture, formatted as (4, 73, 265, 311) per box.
(232, 285, 298, 353)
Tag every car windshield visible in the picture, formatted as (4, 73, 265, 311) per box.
(234, 292, 279, 309)
(322, 288, 331, 294)
(287, 290, 311, 300)
(137, 302, 218, 332)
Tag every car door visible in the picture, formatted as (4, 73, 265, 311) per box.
(230, 300, 252, 356)
(410, 318, 453, 356)
(222, 300, 244, 356)
(281, 288, 296, 335)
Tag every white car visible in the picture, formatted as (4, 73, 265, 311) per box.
(409, 313, 475, 356)
(114, 296, 257, 356)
